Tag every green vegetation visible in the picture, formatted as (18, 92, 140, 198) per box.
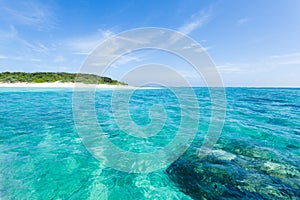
(0, 72, 127, 85)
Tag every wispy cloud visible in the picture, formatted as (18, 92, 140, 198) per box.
(0, 53, 41, 62)
(0, 0, 56, 30)
(178, 8, 212, 35)
(0, 25, 18, 41)
(0, 55, 8, 59)
(216, 64, 243, 73)
(54, 55, 65, 63)
(217, 52, 300, 75)
(66, 29, 113, 55)
(215, 52, 300, 86)
(111, 55, 141, 68)
(0, 25, 51, 53)
(20, 39, 50, 53)
(268, 52, 300, 65)
(0, 55, 21, 60)
(237, 17, 251, 26)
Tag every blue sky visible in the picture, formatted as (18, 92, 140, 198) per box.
(0, 0, 300, 86)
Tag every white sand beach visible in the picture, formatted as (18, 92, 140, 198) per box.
(0, 82, 136, 89)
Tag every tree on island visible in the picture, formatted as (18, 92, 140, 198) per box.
(0, 72, 127, 85)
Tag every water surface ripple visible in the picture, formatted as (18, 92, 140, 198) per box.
(0, 88, 299, 199)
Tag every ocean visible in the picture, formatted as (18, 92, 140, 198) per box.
(0, 88, 299, 199)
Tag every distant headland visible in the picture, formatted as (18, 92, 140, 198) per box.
(0, 72, 132, 88)
(0, 72, 126, 85)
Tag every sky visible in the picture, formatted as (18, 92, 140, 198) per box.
(0, 0, 300, 86)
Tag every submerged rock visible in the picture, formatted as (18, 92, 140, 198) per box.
(167, 145, 300, 199)
(236, 173, 298, 200)
(198, 149, 237, 161)
(261, 161, 300, 179)
(166, 156, 258, 199)
(286, 144, 299, 149)
(219, 139, 283, 162)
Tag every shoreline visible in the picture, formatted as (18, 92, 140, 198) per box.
(0, 82, 136, 89)
(2, 83, 297, 89)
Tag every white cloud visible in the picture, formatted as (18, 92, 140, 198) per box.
(20, 39, 50, 53)
(178, 8, 212, 35)
(66, 29, 113, 55)
(268, 52, 300, 65)
(30, 58, 41, 62)
(0, 25, 18, 41)
(215, 52, 300, 87)
(237, 17, 251, 25)
(0, 54, 22, 60)
(217, 52, 300, 76)
(216, 63, 244, 73)
(0, 1, 55, 30)
(110, 55, 141, 68)
(0, 54, 42, 62)
(54, 55, 65, 63)
(0, 25, 51, 54)
(0, 55, 8, 59)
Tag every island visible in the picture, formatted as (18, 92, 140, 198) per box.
(0, 72, 131, 88)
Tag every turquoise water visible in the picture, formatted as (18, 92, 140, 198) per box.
(0, 88, 299, 199)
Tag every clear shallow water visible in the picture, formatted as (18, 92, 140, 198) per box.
(0, 88, 299, 199)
